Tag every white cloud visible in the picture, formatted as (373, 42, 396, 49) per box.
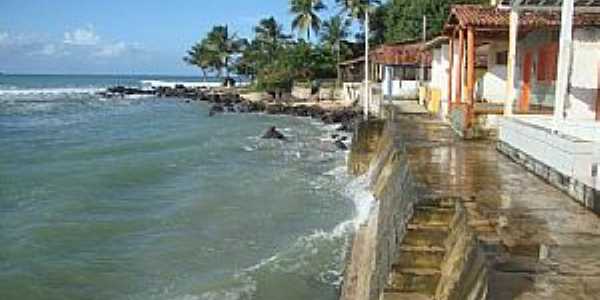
(63, 26, 100, 46)
(39, 44, 57, 56)
(94, 41, 127, 57)
(0, 32, 8, 45)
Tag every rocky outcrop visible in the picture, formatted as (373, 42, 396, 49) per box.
(262, 126, 286, 140)
(99, 85, 362, 132)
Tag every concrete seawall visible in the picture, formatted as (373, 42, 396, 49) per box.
(341, 113, 600, 299)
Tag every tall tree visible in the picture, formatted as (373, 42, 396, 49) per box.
(254, 17, 289, 59)
(383, 0, 487, 42)
(204, 25, 242, 78)
(290, 0, 326, 41)
(320, 16, 351, 86)
(183, 38, 219, 80)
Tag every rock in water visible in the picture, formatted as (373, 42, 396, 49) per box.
(262, 126, 286, 140)
(209, 104, 224, 117)
(334, 139, 348, 151)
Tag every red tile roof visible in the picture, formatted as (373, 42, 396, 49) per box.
(339, 41, 432, 67)
(371, 42, 432, 66)
(447, 5, 600, 29)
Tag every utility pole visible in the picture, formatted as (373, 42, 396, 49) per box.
(421, 15, 427, 84)
(364, 8, 370, 121)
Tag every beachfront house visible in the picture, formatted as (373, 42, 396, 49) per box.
(338, 41, 432, 113)
(372, 42, 431, 101)
(443, 4, 526, 138)
(494, 0, 600, 213)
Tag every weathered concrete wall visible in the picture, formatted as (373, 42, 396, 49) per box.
(348, 120, 385, 176)
(343, 120, 423, 300)
(436, 201, 488, 300)
(344, 113, 600, 300)
(342, 118, 489, 300)
(291, 84, 312, 100)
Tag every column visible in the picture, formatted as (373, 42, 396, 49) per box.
(554, 0, 574, 123)
(448, 34, 454, 110)
(467, 27, 476, 106)
(505, 9, 519, 116)
(456, 29, 465, 104)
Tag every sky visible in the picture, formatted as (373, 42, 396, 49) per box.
(0, 0, 343, 76)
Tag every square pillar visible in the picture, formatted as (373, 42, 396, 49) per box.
(456, 29, 465, 104)
(448, 33, 454, 110)
(467, 27, 476, 106)
(505, 9, 519, 116)
(554, 0, 574, 123)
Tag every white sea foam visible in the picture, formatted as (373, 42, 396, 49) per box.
(345, 172, 376, 229)
(242, 164, 375, 279)
(195, 277, 257, 300)
(141, 80, 223, 89)
(0, 87, 103, 96)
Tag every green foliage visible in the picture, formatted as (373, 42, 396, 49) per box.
(290, 0, 326, 41)
(185, 0, 487, 91)
(183, 39, 220, 80)
(383, 0, 488, 43)
(255, 41, 337, 91)
(335, 0, 381, 20)
(184, 25, 243, 78)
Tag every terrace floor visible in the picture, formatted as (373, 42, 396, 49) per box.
(394, 113, 600, 299)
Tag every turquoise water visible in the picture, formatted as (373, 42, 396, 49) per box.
(0, 75, 364, 300)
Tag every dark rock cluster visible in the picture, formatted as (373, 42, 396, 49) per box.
(98, 86, 362, 135)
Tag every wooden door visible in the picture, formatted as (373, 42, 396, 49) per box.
(519, 52, 533, 112)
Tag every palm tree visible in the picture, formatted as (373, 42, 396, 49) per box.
(205, 25, 242, 79)
(254, 17, 289, 59)
(183, 39, 218, 81)
(290, 0, 326, 41)
(321, 16, 350, 88)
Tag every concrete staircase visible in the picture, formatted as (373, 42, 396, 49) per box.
(383, 199, 457, 300)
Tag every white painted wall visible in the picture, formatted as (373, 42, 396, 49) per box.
(566, 27, 600, 120)
(500, 116, 600, 188)
(449, 38, 470, 103)
(382, 66, 419, 99)
(430, 45, 451, 118)
(481, 42, 509, 103)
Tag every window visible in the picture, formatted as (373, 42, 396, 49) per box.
(391, 66, 403, 80)
(496, 51, 508, 66)
(404, 68, 417, 81)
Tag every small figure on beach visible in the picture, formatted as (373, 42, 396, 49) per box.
(262, 126, 287, 141)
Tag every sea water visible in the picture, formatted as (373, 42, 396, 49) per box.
(0, 75, 373, 300)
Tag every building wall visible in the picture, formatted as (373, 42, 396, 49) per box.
(450, 38, 465, 104)
(567, 27, 600, 120)
(515, 29, 559, 107)
(382, 65, 419, 100)
(480, 41, 509, 103)
(429, 45, 451, 118)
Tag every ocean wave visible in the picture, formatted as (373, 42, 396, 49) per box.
(196, 275, 257, 300)
(344, 172, 376, 229)
(0, 87, 103, 96)
(240, 165, 374, 289)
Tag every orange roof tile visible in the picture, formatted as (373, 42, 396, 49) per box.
(447, 4, 600, 29)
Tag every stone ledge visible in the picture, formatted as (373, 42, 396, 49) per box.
(497, 140, 600, 214)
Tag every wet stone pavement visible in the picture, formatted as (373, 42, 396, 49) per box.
(395, 114, 600, 299)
